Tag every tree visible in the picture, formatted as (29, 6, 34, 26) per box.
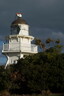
(0, 66, 11, 91)
(15, 51, 64, 93)
(55, 39, 60, 45)
(0, 38, 64, 94)
(34, 38, 46, 51)
(46, 38, 54, 48)
(46, 38, 53, 43)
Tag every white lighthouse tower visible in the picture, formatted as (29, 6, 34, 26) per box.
(2, 13, 38, 68)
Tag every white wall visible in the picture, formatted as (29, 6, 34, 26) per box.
(7, 53, 20, 64)
(18, 24, 29, 36)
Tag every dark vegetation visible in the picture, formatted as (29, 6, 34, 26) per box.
(0, 38, 64, 96)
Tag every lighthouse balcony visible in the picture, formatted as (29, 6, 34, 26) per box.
(2, 43, 38, 53)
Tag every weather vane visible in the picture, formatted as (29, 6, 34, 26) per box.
(16, 13, 23, 17)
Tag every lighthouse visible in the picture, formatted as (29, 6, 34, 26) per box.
(2, 13, 38, 68)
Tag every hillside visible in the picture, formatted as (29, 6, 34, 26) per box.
(0, 47, 64, 95)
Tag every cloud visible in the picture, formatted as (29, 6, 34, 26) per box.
(0, 35, 5, 41)
(30, 27, 64, 43)
(52, 32, 64, 39)
(0, 0, 64, 40)
(0, 0, 64, 30)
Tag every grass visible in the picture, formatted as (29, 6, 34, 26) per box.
(0, 90, 64, 96)
(11, 94, 64, 96)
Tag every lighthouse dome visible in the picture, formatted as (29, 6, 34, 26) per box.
(11, 17, 27, 27)
(10, 13, 29, 35)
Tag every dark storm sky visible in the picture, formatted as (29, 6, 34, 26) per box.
(0, 0, 64, 64)
(0, 0, 64, 39)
